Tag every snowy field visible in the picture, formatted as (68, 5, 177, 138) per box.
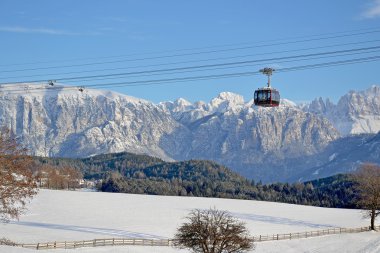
(0, 189, 378, 252)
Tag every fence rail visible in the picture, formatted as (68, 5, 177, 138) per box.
(13, 225, 380, 250)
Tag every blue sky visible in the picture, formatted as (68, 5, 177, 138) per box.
(0, 0, 380, 103)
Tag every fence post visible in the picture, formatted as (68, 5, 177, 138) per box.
(290, 233, 292, 240)
(259, 235, 261, 242)
(36, 243, 39, 250)
(277, 234, 279, 240)
(113, 238, 115, 245)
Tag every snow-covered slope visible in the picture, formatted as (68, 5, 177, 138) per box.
(0, 190, 378, 253)
(303, 85, 380, 135)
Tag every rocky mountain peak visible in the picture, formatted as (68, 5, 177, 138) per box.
(337, 85, 380, 115)
(208, 92, 245, 113)
(279, 98, 297, 108)
(302, 85, 380, 135)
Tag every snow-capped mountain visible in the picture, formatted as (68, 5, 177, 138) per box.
(302, 85, 380, 135)
(0, 84, 188, 160)
(0, 83, 379, 182)
(159, 92, 339, 181)
(161, 87, 380, 181)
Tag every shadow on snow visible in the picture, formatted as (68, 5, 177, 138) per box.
(7, 221, 167, 239)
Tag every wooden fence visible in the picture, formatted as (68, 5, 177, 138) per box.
(251, 225, 380, 242)
(13, 225, 380, 250)
(19, 238, 171, 250)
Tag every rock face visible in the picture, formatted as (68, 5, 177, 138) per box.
(302, 85, 380, 135)
(0, 83, 379, 182)
(0, 84, 187, 160)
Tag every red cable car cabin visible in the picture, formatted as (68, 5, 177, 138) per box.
(254, 67, 280, 107)
(254, 87, 280, 107)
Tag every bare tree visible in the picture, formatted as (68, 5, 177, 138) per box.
(174, 208, 254, 253)
(61, 166, 83, 190)
(0, 129, 38, 221)
(33, 164, 83, 190)
(352, 163, 380, 230)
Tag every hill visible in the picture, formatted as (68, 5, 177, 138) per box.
(34, 152, 359, 208)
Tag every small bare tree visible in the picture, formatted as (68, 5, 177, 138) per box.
(174, 208, 254, 253)
(0, 129, 38, 221)
(352, 163, 380, 230)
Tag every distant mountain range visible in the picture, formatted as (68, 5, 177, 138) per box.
(0, 83, 379, 182)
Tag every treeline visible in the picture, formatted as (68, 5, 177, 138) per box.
(94, 156, 358, 208)
(99, 163, 358, 208)
(100, 160, 249, 197)
(33, 152, 358, 208)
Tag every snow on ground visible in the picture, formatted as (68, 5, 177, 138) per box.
(0, 189, 378, 253)
(257, 231, 380, 253)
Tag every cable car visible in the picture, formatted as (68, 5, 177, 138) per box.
(254, 68, 280, 107)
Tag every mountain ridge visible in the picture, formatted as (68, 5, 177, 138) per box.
(1, 83, 379, 182)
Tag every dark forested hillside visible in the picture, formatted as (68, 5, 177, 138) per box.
(99, 160, 253, 198)
(33, 152, 359, 208)
(34, 152, 164, 179)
